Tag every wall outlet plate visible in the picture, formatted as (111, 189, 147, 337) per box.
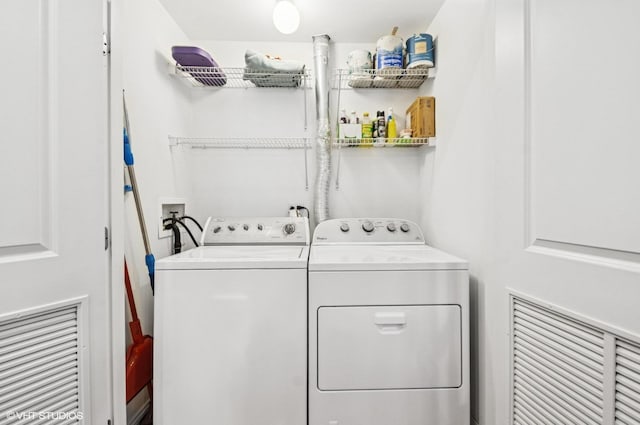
(158, 197, 187, 239)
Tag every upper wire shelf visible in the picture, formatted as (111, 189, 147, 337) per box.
(333, 68, 433, 89)
(171, 64, 311, 89)
(168, 136, 310, 149)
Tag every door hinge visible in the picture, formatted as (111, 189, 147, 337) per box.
(103, 32, 110, 56)
(105, 227, 110, 250)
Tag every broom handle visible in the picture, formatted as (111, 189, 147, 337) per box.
(124, 260, 139, 322)
(127, 166, 152, 255)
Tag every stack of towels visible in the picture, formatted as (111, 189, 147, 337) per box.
(243, 49, 306, 88)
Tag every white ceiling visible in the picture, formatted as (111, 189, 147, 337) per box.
(157, 0, 446, 43)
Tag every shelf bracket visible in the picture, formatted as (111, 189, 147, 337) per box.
(303, 73, 308, 131)
(304, 139, 309, 191)
(334, 139, 342, 191)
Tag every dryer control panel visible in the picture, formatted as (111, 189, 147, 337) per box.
(202, 217, 310, 246)
(313, 218, 425, 245)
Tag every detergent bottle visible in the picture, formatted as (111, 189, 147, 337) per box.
(387, 107, 397, 140)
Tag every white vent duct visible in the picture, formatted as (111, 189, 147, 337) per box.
(312, 34, 331, 224)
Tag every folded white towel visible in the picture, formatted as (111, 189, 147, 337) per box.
(243, 49, 306, 87)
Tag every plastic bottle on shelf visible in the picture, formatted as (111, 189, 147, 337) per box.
(361, 112, 373, 148)
(350, 110, 359, 124)
(387, 107, 397, 140)
(362, 112, 373, 138)
(376, 110, 386, 145)
(340, 109, 348, 124)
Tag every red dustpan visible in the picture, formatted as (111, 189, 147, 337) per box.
(125, 259, 154, 403)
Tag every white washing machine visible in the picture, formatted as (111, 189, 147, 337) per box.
(309, 218, 469, 425)
(154, 217, 309, 425)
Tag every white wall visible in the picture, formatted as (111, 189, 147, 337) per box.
(172, 41, 314, 222)
(173, 40, 427, 227)
(123, 0, 193, 322)
(122, 0, 192, 420)
(418, 0, 495, 423)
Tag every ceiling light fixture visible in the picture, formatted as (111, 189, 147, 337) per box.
(273, 1, 300, 35)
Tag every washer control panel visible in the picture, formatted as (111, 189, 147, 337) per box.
(313, 218, 425, 245)
(202, 217, 309, 246)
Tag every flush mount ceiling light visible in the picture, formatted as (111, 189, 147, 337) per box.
(273, 1, 300, 35)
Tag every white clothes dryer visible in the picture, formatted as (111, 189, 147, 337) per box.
(309, 218, 469, 425)
(154, 217, 309, 425)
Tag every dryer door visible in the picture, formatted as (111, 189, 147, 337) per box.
(317, 305, 462, 390)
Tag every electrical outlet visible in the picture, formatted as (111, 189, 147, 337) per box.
(158, 197, 186, 239)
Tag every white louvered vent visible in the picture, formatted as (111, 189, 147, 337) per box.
(512, 298, 606, 425)
(615, 339, 640, 424)
(0, 305, 81, 424)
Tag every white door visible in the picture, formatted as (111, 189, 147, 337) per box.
(0, 0, 111, 424)
(487, 0, 640, 424)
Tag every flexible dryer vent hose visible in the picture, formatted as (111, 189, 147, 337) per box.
(312, 34, 331, 223)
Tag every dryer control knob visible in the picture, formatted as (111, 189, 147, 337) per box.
(387, 223, 397, 232)
(213, 226, 222, 234)
(340, 223, 350, 232)
(228, 225, 236, 231)
(243, 224, 249, 231)
(400, 223, 410, 233)
(257, 224, 263, 231)
(362, 221, 375, 233)
(283, 223, 296, 235)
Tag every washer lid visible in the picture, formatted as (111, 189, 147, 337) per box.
(309, 245, 467, 271)
(156, 245, 310, 270)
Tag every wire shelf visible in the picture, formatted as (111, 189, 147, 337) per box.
(333, 68, 432, 89)
(332, 137, 434, 190)
(172, 65, 310, 89)
(169, 136, 311, 190)
(333, 137, 431, 147)
(168, 136, 311, 149)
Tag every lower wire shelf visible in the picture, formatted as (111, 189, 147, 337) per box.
(332, 137, 435, 190)
(332, 137, 432, 147)
(168, 136, 310, 149)
(168, 136, 311, 190)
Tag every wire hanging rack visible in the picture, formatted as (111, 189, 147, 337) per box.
(171, 65, 311, 89)
(332, 68, 433, 90)
(168, 136, 311, 190)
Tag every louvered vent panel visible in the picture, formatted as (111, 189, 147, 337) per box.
(616, 339, 640, 424)
(0, 305, 81, 424)
(512, 298, 605, 425)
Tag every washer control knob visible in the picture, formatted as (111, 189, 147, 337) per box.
(283, 223, 296, 235)
(362, 221, 375, 233)
(340, 223, 350, 232)
(387, 223, 397, 232)
(213, 226, 222, 234)
(243, 224, 249, 231)
(400, 223, 410, 233)
(257, 224, 263, 231)
(227, 225, 236, 231)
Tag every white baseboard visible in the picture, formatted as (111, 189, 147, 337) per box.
(127, 400, 150, 425)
